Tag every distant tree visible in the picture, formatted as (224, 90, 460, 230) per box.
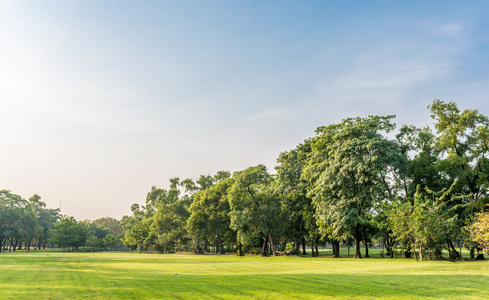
(102, 234, 119, 249)
(49, 217, 87, 251)
(92, 217, 123, 236)
(86, 235, 101, 252)
(84, 222, 110, 240)
(0, 190, 37, 251)
(124, 222, 150, 253)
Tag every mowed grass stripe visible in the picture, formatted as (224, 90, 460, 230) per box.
(0, 251, 488, 299)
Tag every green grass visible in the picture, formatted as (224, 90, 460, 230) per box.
(0, 250, 488, 299)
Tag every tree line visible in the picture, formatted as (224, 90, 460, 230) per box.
(2, 99, 488, 259)
(0, 191, 123, 252)
(0, 191, 59, 251)
(119, 100, 489, 259)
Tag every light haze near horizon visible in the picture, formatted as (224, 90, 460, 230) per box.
(1, 1, 489, 220)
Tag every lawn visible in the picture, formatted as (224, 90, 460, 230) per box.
(0, 250, 488, 299)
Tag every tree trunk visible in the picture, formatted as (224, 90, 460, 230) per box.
(404, 244, 412, 258)
(315, 242, 319, 257)
(333, 241, 341, 258)
(268, 232, 276, 256)
(301, 237, 307, 255)
(354, 226, 362, 259)
(295, 218, 301, 252)
(418, 245, 423, 261)
(219, 237, 224, 254)
(261, 235, 268, 256)
(238, 243, 244, 256)
(384, 236, 395, 258)
(447, 239, 460, 260)
(475, 245, 485, 260)
(363, 239, 370, 258)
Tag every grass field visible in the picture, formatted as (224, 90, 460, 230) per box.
(1, 250, 488, 299)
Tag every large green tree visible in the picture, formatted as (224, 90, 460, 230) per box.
(228, 165, 282, 256)
(427, 99, 489, 258)
(304, 115, 406, 258)
(276, 141, 321, 256)
(429, 99, 489, 204)
(187, 178, 236, 254)
(150, 178, 192, 253)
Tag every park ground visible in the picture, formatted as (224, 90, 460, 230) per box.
(0, 249, 488, 299)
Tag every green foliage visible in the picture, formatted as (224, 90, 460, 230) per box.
(276, 141, 319, 255)
(388, 184, 460, 260)
(187, 178, 235, 253)
(92, 217, 123, 236)
(466, 209, 489, 255)
(101, 234, 119, 248)
(124, 222, 150, 253)
(85, 235, 101, 251)
(0, 190, 59, 251)
(304, 115, 406, 258)
(48, 217, 87, 251)
(228, 165, 283, 256)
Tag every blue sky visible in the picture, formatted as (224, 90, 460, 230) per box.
(1, 1, 489, 220)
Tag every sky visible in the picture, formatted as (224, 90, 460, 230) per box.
(1, 1, 489, 220)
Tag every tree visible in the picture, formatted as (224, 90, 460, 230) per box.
(467, 209, 489, 257)
(388, 184, 460, 260)
(86, 235, 101, 252)
(304, 115, 406, 258)
(276, 141, 320, 256)
(49, 217, 87, 251)
(0, 190, 38, 251)
(428, 99, 489, 258)
(429, 99, 489, 201)
(92, 217, 123, 236)
(124, 222, 150, 253)
(102, 234, 119, 249)
(150, 178, 192, 253)
(187, 178, 236, 254)
(228, 165, 282, 256)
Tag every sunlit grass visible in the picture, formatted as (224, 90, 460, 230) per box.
(0, 250, 488, 299)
